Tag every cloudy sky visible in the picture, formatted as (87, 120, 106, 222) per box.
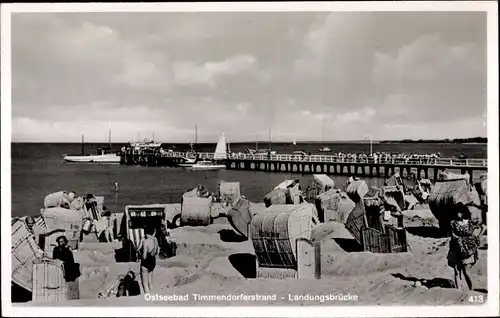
(11, 11, 487, 142)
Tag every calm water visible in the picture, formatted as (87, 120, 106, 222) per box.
(11, 142, 487, 217)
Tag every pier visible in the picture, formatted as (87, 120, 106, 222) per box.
(120, 152, 487, 181)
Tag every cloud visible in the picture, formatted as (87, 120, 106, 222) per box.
(10, 11, 487, 142)
(173, 55, 259, 87)
(334, 107, 377, 125)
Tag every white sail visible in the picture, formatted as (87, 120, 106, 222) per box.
(214, 133, 228, 159)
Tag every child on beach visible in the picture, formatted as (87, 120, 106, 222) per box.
(447, 206, 485, 290)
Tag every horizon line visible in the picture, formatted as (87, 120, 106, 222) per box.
(11, 137, 488, 144)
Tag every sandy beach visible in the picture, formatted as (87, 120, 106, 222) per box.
(16, 204, 487, 307)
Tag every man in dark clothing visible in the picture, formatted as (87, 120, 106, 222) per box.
(53, 235, 81, 282)
(53, 235, 75, 264)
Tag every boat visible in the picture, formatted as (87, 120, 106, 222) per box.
(191, 160, 226, 170)
(293, 150, 308, 157)
(254, 149, 277, 156)
(64, 132, 121, 164)
(214, 133, 229, 160)
(177, 139, 198, 167)
(64, 153, 121, 163)
(129, 138, 162, 151)
(129, 133, 162, 151)
(178, 157, 197, 167)
(190, 133, 228, 170)
(319, 147, 332, 152)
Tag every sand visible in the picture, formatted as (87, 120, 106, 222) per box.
(17, 205, 488, 307)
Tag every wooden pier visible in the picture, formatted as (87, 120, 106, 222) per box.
(120, 152, 487, 181)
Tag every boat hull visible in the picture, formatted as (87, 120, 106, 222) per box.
(178, 163, 195, 167)
(64, 155, 121, 163)
(191, 165, 226, 170)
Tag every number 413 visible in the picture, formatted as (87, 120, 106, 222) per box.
(468, 295, 484, 303)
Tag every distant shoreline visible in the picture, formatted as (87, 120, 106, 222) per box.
(10, 138, 488, 145)
(379, 138, 487, 144)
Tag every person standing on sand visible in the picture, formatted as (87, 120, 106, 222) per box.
(53, 235, 75, 264)
(447, 207, 484, 291)
(137, 225, 159, 294)
(101, 207, 115, 242)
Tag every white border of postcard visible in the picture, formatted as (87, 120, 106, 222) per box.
(1, 1, 498, 317)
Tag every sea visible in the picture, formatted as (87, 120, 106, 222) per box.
(11, 142, 487, 218)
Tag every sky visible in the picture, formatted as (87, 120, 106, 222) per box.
(10, 11, 487, 143)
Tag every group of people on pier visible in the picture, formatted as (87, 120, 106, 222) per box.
(231, 150, 445, 165)
(120, 144, 478, 167)
(332, 152, 443, 164)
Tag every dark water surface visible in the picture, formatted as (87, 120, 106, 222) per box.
(11, 142, 487, 217)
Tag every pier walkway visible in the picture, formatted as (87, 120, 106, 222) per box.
(121, 152, 487, 181)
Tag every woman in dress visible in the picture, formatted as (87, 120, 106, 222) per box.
(447, 206, 484, 290)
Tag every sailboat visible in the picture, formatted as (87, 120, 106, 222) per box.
(254, 127, 276, 155)
(64, 132, 121, 163)
(191, 133, 227, 170)
(177, 142, 197, 167)
(177, 125, 198, 167)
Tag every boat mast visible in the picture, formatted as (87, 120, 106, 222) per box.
(108, 129, 111, 150)
(81, 134, 84, 156)
(195, 124, 198, 144)
(153, 132, 155, 143)
(268, 127, 272, 151)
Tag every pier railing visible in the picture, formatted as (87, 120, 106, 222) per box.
(162, 152, 487, 168)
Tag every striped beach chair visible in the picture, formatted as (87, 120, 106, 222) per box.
(83, 196, 105, 221)
(125, 205, 167, 258)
